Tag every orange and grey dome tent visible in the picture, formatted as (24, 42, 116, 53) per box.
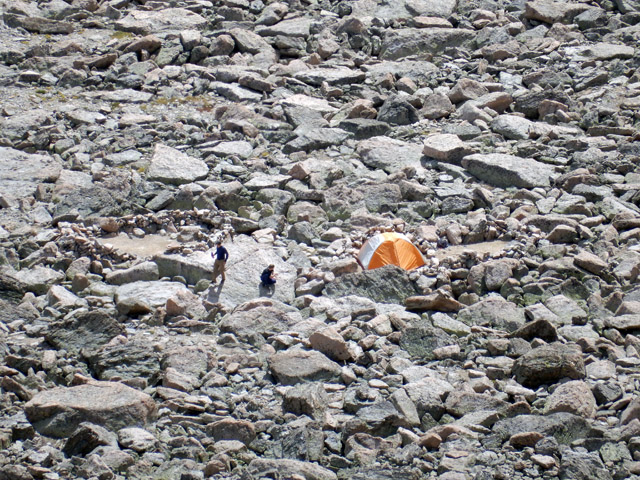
(358, 232, 425, 271)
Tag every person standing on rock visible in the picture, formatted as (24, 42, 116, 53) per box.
(211, 240, 229, 284)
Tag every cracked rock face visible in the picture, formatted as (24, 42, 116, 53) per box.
(1, 0, 640, 479)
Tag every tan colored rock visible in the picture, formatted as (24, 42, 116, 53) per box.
(531, 454, 557, 469)
(604, 314, 640, 331)
(509, 431, 544, 448)
(405, 291, 464, 312)
(309, 327, 352, 361)
(422, 133, 472, 164)
(574, 250, 607, 275)
(418, 432, 442, 449)
(269, 349, 341, 385)
(544, 380, 596, 418)
(206, 418, 256, 445)
(448, 78, 489, 104)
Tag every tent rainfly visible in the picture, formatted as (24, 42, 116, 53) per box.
(358, 232, 425, 271)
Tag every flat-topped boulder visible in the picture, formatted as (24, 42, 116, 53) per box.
(269, 349, 341, 385)
(114, 280, 191, 315)
(25, 381, 156, 438)
(115, 8, 207, 35)
(0, 147, 62, 201)
(462, 153, 556, 188)
(147, 144, 209, 185)
(512, 343, 585, 387)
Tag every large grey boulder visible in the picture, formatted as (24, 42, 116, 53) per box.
(492, 413, 593, 444)
(324, 265, 418, 304)
(558, 450, 613, 480)
(457, 297, 526, 332)
(377, 96, 419, 125)
(512, 343, 586, 387)
(269, 349, 341, 385)
(115, 8, 207, 34)
(25, 381, 156, 438)
(356, 136, 423, 173)
(219, 299, 304, 346)
(85, 337, 161, 384)
(105, 261, 159, 285)
(525, 1, 596, 24)
(114, 281, 191, 315)
(351, 0, 457, 19)
(245, 458, 337, 480)
(380, 28, 475, 60)
(491, 115, 534, 140)
(462, 153, 556, 188)
(0, 147, 61, 201)
(0, 109, 53, 143)
(154, 251, 212, 285)
(283, 128, 351, 153)
(147, 144, 209, 185)
(283, 383, 329, 420)
(4, 266, 65, 296)
(294, 67, 366, 87)
(53, 185, 125, 220)
(399, 321, 457, 360)
(46, 310, 125, 355)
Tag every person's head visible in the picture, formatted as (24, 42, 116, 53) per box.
(216, 241, 222, 246)
(268, 264, 274, 271)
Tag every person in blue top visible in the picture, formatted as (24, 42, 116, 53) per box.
(260, 264, 276, 287)
(211, 241, 229, 284)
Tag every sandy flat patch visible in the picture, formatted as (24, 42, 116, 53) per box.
(98, 234, 179, 258)
(435, 240, 514, 260)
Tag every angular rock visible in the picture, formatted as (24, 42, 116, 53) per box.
(147, 144, 209, 185)
(46, 310, 125, 355)
(493, 412, 592, 444)
(422, 134, 472, 165)
(206, 418, 256, 445)
(380, 28, 475, 60)
(105, 261, 159, 285)
(325, 265, 417, 304)
(115, 8, 207, 35)
(400, 321, 457, 360)
(219, 300, 303, 346)
(356, 136, 423, 173)
(309, 327, 352, 361)
(462, 154, 555, 188)
(25, 381, 156, 438)
(269, 349, 341, 385)
(544, 381, 596, 418)
(512, 343, 585, 388)
(114, 281, 190, 315)
(117, 427, 157, 453)
(63, 423, 118, 457)
(246, 458, 337, 480)
(283, 383, 329, 420)
(0, 147, 61, 200)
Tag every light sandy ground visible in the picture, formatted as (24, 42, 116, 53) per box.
(435, 240, 513, 260)
(98, 234, 179, 258)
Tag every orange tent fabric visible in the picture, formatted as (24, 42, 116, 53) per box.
(358, 232, 425, 271)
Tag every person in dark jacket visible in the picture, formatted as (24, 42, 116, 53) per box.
(260, 264, 276, 287)
(211, 241, 229, 284)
